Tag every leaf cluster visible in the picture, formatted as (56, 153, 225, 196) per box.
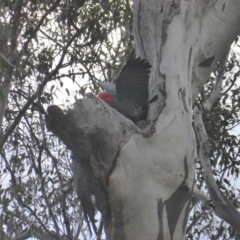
(188, 45, 240, 240)
(0, 0, 133, 239)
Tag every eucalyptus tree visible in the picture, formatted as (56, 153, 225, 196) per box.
(1, 1, 240, 240)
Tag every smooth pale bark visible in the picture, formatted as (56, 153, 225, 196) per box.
(46, 1, 240, 240)
(193, 107, 240, 234)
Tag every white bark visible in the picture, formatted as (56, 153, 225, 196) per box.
(46, 0, 240, 239)
(193, 107, 240, 234)
(191, 0, 240, 101)
(193, 186, 211, 205)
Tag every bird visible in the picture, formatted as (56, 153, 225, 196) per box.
(98, 54, 152, 123)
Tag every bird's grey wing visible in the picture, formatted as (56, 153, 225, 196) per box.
(115, 56, 151, 108)
(98, 81, 116, 94)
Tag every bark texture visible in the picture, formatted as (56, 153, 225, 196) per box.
(46, 95, 138, 238)
(46, 0, 240, 239)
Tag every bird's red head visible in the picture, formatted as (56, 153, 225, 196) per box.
(98, 92, 114, 105)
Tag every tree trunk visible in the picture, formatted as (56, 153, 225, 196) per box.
(46, 1, 240, 239)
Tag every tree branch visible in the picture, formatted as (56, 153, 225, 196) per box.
(192, 185, 211, 205)
(0, 84, 42, 150)
(21, 0, 61, 56)
(193, 106, 240, 234)
(192, 0, 240, 101)
(203, 48, 230, 111)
